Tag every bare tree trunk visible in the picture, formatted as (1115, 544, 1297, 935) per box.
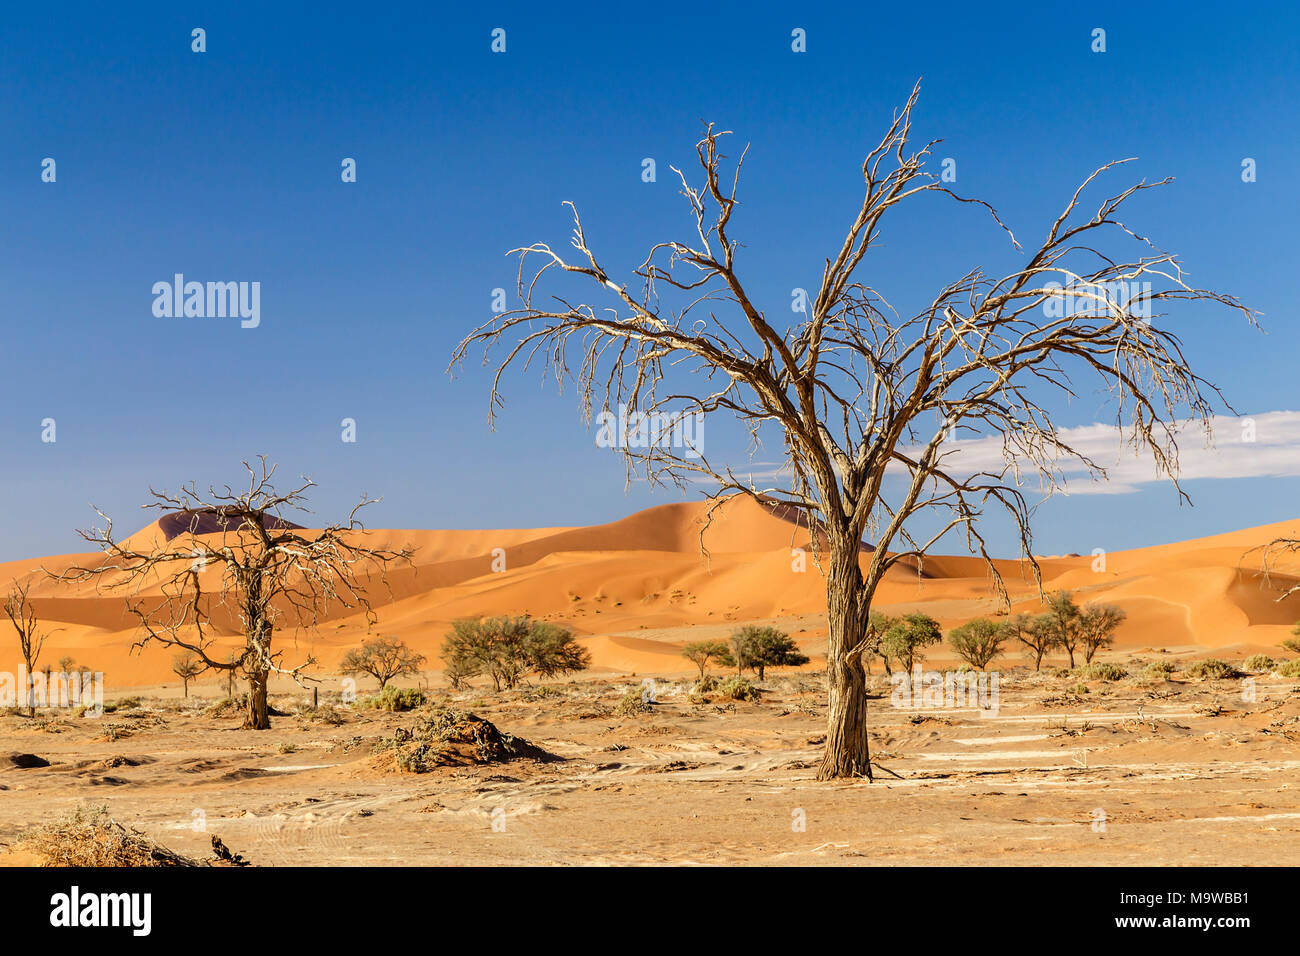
(242, 612, 273, 730)
(244, 669, 270, 730)
(24, 666, 36, 718)
(817, 544, 872, 781)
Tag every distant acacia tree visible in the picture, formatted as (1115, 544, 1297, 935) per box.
(3, 580, 47, 716)
(681, 640, 733, 679)
(441, 616, 591, 691)
(341, 636, 426, 691)
(1079, 604, 1126, 663)
(172, 651, 204, 698)
(1041, 592, 1084, 667)
(61, 458, 412, 730)
(947, 618, 1007, 670)
(728, 626, 809, 680)
(452, 82, 1253, 778)
(876, 613, 942, 674)
(442, 653, 478, 691)
(1008, 613, 1057, 671)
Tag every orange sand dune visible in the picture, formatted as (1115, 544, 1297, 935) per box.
(3, 496, 1299, 686)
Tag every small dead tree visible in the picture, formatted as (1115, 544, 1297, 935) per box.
(340, 636, 426, 691)
(4, 580, 47, 716)
(61, 458, 412, 729)
(1254, 537, 1300, 599)
(451, 82, 1254, 779)
(1251, 537, 1300, 658)
(172, 651, 204, 697)
(223, 649, 240, 699)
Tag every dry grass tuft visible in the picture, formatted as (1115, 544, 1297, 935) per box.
(24, 805, 200, 867)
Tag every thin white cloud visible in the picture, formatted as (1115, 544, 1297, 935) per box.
(928, 410, 1300, 495)
(724, 411, 1300, 497)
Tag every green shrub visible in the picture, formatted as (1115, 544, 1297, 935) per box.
(1075, 662, 1127, 682)
(616, 689, 652, 716)
(1243, 654, 1275, 673)
(1277, 659, 1300, 678)
(1066, 683, 1090, 695)
(362, 686, 425, 712)
(203, 696, 243, 717)
(1143, 660, 1176, 677)
(717, 676, 759, 702)
(297, 705, 346, 726)
(1183, 658, 1239, 680)
(694, 675, 719, 694)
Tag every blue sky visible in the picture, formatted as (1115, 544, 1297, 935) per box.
(1, 0, 1296, 562)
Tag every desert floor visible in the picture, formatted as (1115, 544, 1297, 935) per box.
(3, 662, 1298, 866)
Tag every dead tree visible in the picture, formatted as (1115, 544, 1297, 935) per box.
(172, 650, 204, 697)
(61, 458, 412, 729)
(3, 579, 47, 716)
(451, 82, 1255, 779)
(1253, 537, 1300, 623)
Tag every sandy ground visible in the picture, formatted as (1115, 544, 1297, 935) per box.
(3, 663, 1298, 867)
